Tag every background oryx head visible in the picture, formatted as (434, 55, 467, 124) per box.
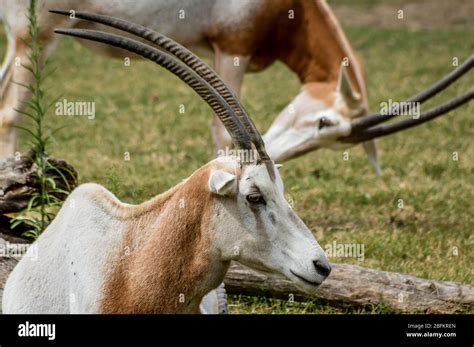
(53, 10, 332, 292)
(208, 157, 330, 291)
(262, 55, 472, 174)
(263, 64, 366, 163)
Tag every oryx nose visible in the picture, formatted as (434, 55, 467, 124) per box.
(313, 260, 331, 277)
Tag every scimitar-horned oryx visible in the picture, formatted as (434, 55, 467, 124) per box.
(2, 15, 332, 314)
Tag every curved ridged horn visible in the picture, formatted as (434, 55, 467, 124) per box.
(53, 28, 254, 153)
(50, 10, 270, 162)
(341, 89, 473, 143)
(351, 55, 474, 131)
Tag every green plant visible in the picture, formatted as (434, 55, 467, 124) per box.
(10, 0, 75, 239)
(105, 165, 123, 197)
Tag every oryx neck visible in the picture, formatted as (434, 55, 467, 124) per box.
(279, 0, 366, 103)
(97, 165, 227, 313)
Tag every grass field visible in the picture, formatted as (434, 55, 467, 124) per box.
(1, 3, 473, 314)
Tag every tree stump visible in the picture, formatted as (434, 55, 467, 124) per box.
(0, 151, 78, 215)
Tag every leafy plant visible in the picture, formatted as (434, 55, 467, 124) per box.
(10, 0, 76, 239)
(105, 165, 123, 197)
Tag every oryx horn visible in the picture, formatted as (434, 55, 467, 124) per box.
(342, 55, 473, 143)
(50, 10, 270, 164)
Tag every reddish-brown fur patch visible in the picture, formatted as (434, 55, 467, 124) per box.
(96, 163, 229, 313)
(208, 0, 366, 106)
(304, 82, 337, 107)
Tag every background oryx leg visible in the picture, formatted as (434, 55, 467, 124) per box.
(211, 50, 250, 154)
(0, 19, 16, 95)
(0, 29, 61, 160)
(0, 36, 33, 160)
(0, 0, 72, 161)
(0, 20, 24, 160)
(362, 139, 382, 176)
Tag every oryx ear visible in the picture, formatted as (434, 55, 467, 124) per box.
(337, 63, 361, 108)
(209, 170, 236, 196)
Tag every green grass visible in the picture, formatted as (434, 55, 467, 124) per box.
(329, 0, 409, 8)
(228, 295, 397, 314)
(1, 23, 472, 313)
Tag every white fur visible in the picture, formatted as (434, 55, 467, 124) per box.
(263, 88, 353, 162)
(209, 170, 236, 196)
(2, 184, 123, 313)
(211, 158, 330, 293)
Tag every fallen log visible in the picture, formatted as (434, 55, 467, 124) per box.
(223, 263, 474, 313)
(0, 151, 78, 215)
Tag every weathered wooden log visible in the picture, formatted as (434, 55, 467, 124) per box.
(224, 263, 474, 313)
(0, 151, 78, 214)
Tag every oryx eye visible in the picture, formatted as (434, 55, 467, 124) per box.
(246, 193, 266, 205)
(318, 116, 332, 129)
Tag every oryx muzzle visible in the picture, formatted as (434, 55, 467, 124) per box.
(341, 55, 473, 143)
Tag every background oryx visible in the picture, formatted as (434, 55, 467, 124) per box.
(0, 0, 380, 171)
(2, 19, 331, 313)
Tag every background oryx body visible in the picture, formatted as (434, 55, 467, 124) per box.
(3, 157, 330, 313)
(0, 0, 379, 172)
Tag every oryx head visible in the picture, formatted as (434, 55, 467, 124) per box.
(53, 10, 332, 291)
(264, 57, 473, 171)
(208, 156, 330, 290)
(264, 64, 365, 162)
